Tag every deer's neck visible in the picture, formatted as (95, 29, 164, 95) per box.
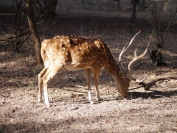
(104, 50, 123, 79)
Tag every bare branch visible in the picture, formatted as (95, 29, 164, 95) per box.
(152, 10, 161, 33)
(139, 76, 177, 91)
(163, 10, 177, 41)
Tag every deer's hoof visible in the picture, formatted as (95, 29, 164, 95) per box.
(97, 97, 103, 101)
(90, 101, 93, 104)
(38, 97, 42, 103)
(45, 101, 50, 107)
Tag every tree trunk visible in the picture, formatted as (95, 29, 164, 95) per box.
(48, 0, 58, 19)
(25, 0, 42, 65)
(131, 0, 139, 23)
(117, 0, 121, 10)
(42, 0, 58, 19)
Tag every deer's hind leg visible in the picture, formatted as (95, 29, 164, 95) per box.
(93, 67, 102, 101)
(85, 68, 93, 104)
(39, 65, 63, 107)
(38, 67, 48, 103)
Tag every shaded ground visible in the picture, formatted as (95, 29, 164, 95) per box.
(0, 15, 177, 132)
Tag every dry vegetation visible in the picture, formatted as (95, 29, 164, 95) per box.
(1, 5, 177, 133)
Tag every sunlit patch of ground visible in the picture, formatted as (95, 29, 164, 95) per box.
(1, 15, 177, 132)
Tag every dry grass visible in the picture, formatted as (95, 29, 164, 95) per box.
(0, 15, 177, 132)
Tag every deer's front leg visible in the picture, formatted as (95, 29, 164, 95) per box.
(85, 69, 93, 104)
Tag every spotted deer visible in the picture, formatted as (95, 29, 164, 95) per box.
(38, 31, 152, 107)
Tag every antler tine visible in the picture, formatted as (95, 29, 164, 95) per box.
(118, 46, 125, 62)
(128, 30, 154, 82)
(134, 47, 138, 57)
(119, 31, 141, 62)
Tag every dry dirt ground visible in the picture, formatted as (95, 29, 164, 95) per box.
(0, 15, 177, 133)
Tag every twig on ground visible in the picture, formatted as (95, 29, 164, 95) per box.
(11, 77, 21, 88)
(129, 76, 177, 91)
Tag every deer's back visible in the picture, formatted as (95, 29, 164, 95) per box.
(41, 35, 111, 70)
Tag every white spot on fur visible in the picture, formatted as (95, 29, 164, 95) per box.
(49, 48, 53, 53)
(43, 42, 47, 47)
(72, 60, 80, 65)
(44, 60, 50, 67)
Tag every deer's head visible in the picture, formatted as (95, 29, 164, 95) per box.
(117, 31, 153, 97)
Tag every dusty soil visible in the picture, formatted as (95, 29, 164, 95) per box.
(0, 15, 177, 133)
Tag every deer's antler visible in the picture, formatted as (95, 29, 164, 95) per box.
(119, 31, 141, 62)
(128, 30, 154, 82)
(118, 31, 141, 76)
